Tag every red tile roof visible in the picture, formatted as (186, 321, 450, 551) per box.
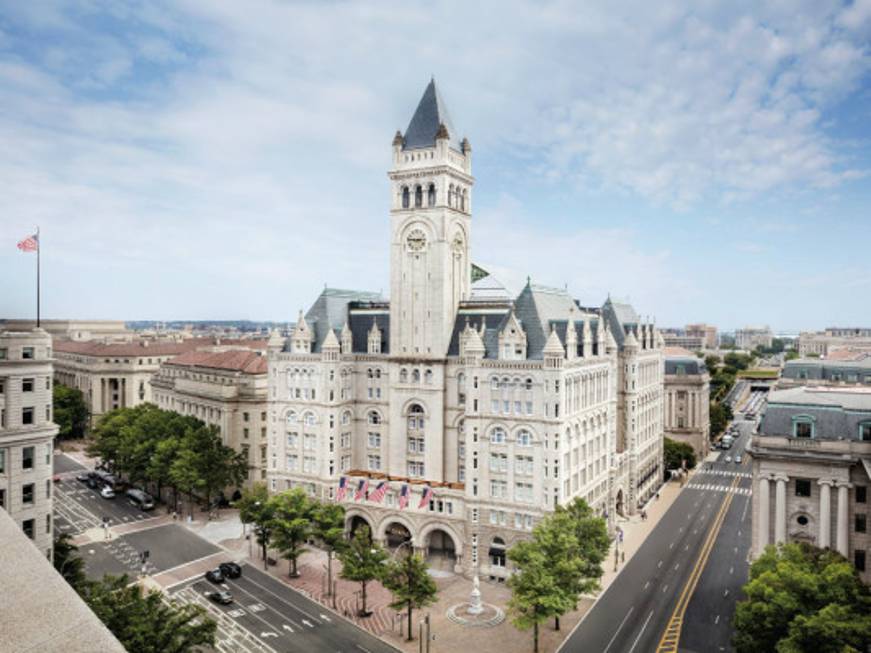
(164, 349, 267, 374)
(664, 346, 696, 358)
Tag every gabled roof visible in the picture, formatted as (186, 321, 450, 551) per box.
(513, 282, 586, 359)
(402, 79, 462, 152)
(601, 297, 640, 348)
(447, 303, 513, 358)
(348, 303, 390, 355)
(165, 349, 267, 374)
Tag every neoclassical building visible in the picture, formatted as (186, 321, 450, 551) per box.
(266, 80, 665, 578)
(663, 347, 710, 461)
(750, 386, 871, 582)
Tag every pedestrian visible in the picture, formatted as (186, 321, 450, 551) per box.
(172, 510, 177, 521)
(621, 551, 625, 563)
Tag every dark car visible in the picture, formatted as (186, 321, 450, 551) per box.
(208, 590, 233, 605)
(76, 472, 90, 483)
(205, 568, 225, 584)
(219, 562, 242, 579)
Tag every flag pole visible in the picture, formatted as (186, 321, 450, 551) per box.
(36, 226, 40, 327)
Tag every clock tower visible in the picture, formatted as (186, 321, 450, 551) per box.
(388, 79, 473, 358)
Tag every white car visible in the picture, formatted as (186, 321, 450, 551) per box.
(724, 455, 733, 463)
(100, 486, 115, 499)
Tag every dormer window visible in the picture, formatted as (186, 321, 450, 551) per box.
(792, 415, 815, 438)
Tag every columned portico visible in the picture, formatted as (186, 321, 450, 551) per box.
(836, 482, 851, 557)
(758, 476, 770, 551)
(817, 479, 832, 549)
(774, 474, 788, 544)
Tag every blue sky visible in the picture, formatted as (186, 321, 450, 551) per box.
(1, 1, 870, 332)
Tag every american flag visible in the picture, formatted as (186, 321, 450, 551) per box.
(398, 484, 410, 510)
(418, 485, 433, 509)
(17, 233, 38, 252)
(335, 476, 348, 502)
(368, 481, 388, 503)
(354, 478, 368, 501)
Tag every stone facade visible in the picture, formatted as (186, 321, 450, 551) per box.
(749, 386, 871, 582)
(151, 348, 269, 486)
(0, 328, 59, 559)
(663, 348, 710, 461)
(685, 323, 718, 349)
(736, 326, 773, 350)
(1, 319, 132, 343)
(798, 328, 871, 357)
(780, 357, 871, 389)
(265, 80, 665, 580)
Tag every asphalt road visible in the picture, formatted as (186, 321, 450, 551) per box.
(173, 563, 400, 653)
(559, 418, 756, 653)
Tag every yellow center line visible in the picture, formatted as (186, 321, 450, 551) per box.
(656, 473, 741, 652)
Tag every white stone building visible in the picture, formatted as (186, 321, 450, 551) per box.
(798, 328, 871, 358)
(663, 347, 710, 461)
(0, 328, 59, 558)
(266, 80, 665, 578)
(736, 326, 774, 351)
(750, 386, 871, 582)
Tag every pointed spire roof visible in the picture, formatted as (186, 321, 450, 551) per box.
(543, 326, 565, 357)
(624, 326, 639, 349)
(293, 310, 310, 337)
(464, 321, 486, 355)
(402, 79, 461, 151)
(322, 328, 340, 350)
(267, 327, 284, 349)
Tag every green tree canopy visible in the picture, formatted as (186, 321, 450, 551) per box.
(382, 551, 438, 641)
(312, 502, 347, 601)
(339, 526, 388, 616)
(235, 483, 275, 567)
(269, 488, 314, 577)
(53, 384, 89, 439)
(734, 543, 871, 653)
(664, 437, 697, 474)
(53, 533, 87, 591)
(80, 574, 216, 653)
(556, 497, 610, 582)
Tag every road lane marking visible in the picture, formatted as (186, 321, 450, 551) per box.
(715, 615, 720, 624)
(655, 473, 741, 652)
(628, 611, 654, 653)
(644, 581, 650, 590)
(674, 564, 680, 570)
(662, 584, 668, 593)
(658, 560, 663, 568)
(232, 570, 321, 624)
(602, 606, 634, 653)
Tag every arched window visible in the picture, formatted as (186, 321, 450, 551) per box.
(402, 186, 410, 209)
(517, 429, 532, 447)
(368, 410, 382, 425)
(400, 368, 408, 383)
(303, 412, 316, 427)
(490, 427, 506, 444)
(427, 183, 436, 206)
(341, 411, 351, 425)
(367, 368, 374, 379)
(490, 537, 506, 567)
(424, 369, 433, 384)
(408, 403, 425, 430)
(414, 185, 423, 208)
(448, 184, 454, 207)
(286, 411, 298, 426)
(374, 368, 381, 379)
(460, 188, 466, 212)
(412, 369, 421, 383)
(457, 373, 466, 405)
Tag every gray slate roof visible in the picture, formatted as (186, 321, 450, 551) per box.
(759, 387, 871, 441)
(348, 304, 390, 355)
(402, 79, 462, 152)
(446, 304, 513, 359)
(514, 282, 582, 359)
(601, 297, 640, 348)
(782, 358, 871, 382)
(664, 356, 705, 375)
(303, 288, 383, 353)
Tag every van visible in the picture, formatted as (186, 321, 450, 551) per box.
(126, 488, 155, 511)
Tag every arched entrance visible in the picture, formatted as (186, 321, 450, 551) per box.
(348, 515, 373, 539)
(424, 528, 457, 571)
(384, 521, 412, 550)
(615, 489, 625, 518)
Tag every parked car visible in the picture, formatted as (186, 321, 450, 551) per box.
(205, 569, 225, 584)
(725, 455, 733, 463)
(208, 591, 233, 605)
(735, 455, 743, 464)
(52, 474, 61, 483)
(100, 486, 115, 499)
(125, 488, 155, 511)
(219, 562, 242, 579)
(86, 475, 99, 490)
(76, 472, 90, 483)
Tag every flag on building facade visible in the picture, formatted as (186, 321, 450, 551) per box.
(368, 481, 388, 503)
(398, 484, 409, 510)
(354, 478, 369, 501)
(17, 233, 38, 252)
(336, 476, 348, 501)
(418, 485, 433, 509)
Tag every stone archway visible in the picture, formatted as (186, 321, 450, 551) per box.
(383, 521, 413, 550)
(615, 489, 626, 518)
(423, 527, 458, 572)
(347, 514, 374, 540)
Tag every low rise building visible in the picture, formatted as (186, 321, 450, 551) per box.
(780, 356, 871, 389)
(663, 348, 710, 461)
(53, 337, 265, 424)
(0, 328, 59, 558)
(1, 319, 133, 342)
(151, 349, 268, 485)
(685, 323, 718, 349)
(749, 386, 871, 582)
(661, 331, 705, 352)
(798, 327, 871, 357)
(736, 326, 773, 351)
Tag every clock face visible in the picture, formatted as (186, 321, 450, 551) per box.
(406, 229, 427, 252)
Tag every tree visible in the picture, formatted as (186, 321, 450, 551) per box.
(148, 436, 180, 512)
(80, 574, 216, 653)
(556, 498, 610, 592)
(179, 424, 247, 514)
(508, 540, 573, 653)
(733, 543, 871, 653)
(53, 533, 87, 591)
(312, 502, 347, 600)
(53, 384, 89, 439)
(270, 488, 313, 577)
(235, 483, 275, 568)
(663, 437, 697, 475)
(704, 354, 720, 374)
(339, 526, 388, 616)
(382, 550, 438, 641)
(169, 445, 204, 519)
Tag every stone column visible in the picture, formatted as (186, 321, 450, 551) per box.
(818, 480, 832, 549)
(774, 475, 788, 544)
(836, 482, 851, 557)
(758, 477, 771, 552)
